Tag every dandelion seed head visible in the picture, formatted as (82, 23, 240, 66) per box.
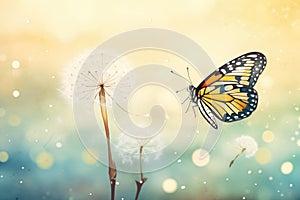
(115, 133, 163, 164)
(60, 53, 90, 102)
(71, 52, 133, 107)
(235, 135, 258, 158)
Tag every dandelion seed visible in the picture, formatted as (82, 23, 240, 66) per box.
(235, 135, 258, 158)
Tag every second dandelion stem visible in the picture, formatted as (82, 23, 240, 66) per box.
(135, 146, 148, 200)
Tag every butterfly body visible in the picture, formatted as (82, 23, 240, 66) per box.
(188, 52, 267, 129)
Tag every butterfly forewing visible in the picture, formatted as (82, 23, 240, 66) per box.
(196, 52, 266, 129)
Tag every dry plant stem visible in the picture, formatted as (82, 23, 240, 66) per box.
(99, 86, 117, 200)
(135, 146, 148, 200)
(229, 147, 246, 168)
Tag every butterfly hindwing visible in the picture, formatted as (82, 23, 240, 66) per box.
(196, 52, 266, 128)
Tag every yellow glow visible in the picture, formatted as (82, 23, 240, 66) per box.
(36, 152, 54, 169)
(262, 130, 275, 143)
(82, 150, 97, 165)
(8, 115, 21, 126)
(0, 151, 9, 163)
(0, 108, 5, 117)
(281, 161, 293, 175)
(162, 178, 177, 193)
(255, 147, 271, 164)
(192, 149, 210, 167)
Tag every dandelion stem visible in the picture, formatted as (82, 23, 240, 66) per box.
(135, 146, 148, 200)
(99, 85, 117, 200)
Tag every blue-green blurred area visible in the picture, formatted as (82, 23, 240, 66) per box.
(1, 83, 300, 199)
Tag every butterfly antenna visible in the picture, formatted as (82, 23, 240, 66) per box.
(170, 70, 191, 84)
(186, 67, 193, 84)
(176, 87, 187, 93)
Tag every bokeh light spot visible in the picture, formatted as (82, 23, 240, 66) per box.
(56, 142, 62, 148)
(8, 115, 21, 126)
(262, 130, 274, 143)
(192, 149, 210, 167)
(0, 108, 5, 117)
(297, 139, 300, 146)
(255, 147, 271, 164)
(36, 152, 54, 169)
(0, 151, 9, 163)
(162, 178, 177, 193)
(82, 150, 97, 165)
(11, 60, 20, 69)
(281, 161, 293, 175)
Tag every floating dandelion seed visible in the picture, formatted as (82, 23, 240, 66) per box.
(229, 136, 258, 167)
(235, 135, 258, 158)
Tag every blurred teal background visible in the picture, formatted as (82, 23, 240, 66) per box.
(1, 0, 300, 199)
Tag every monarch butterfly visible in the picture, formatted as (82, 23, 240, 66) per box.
(173, 52, 267, 129)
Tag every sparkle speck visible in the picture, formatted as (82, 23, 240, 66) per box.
(21, 166, 25, 170)
(242, 197, 246, 200)
(12, 90, 20, 98)
(26, 19, 31, 24)
(180, 185, 186, 190)
(0, 175, 3, 178)
(177, 159, 182, 163)
(11, 60, 20, 69)
(225, 177, 230, 181)
(56, 142, 62, 148)
(49, 104, 53, 108)
(269, 176, 273, 181)
(19, 180, 23, 184)
(203, 181, 207, 184)
(247, 170, 252, 175)
(289, 183, 293, 188)
(258, 169, 262, 174)
(88, 192, 92, 196)
(116, 181, 120, 185)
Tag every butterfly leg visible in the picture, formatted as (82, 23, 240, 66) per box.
(185, 99, 192, 113)
(192, 105, 198, 118)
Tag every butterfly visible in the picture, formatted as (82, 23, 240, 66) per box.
(174, 52, 267, 129)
